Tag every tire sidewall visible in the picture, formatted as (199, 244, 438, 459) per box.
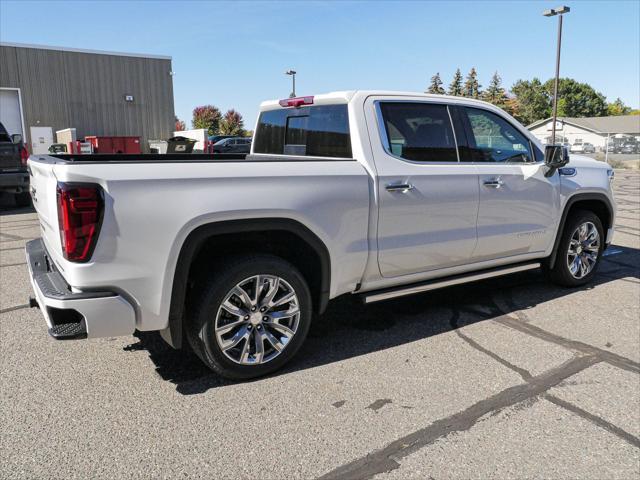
(194, 256, 312, 379)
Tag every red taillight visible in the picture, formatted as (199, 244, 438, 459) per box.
(19, 146, 29, 166)
(278, 96, 314, 108)
(56, 183, 104, 262)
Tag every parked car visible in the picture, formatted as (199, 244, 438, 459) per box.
(213, 137, 252, 154)
(569, 141, 585, 153)
(620, 142, 637, 154)
(207, 134, 237, 144)
(0, 121, 30, 206)
(582, 143, 595, 154)
(26, 91, 616, 380)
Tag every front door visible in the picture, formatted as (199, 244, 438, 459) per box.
(367, 98, 479, 278)
(30, 126, 53, 154)
(461, 106, 558, 261)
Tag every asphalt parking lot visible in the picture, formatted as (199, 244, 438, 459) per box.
(1, 171, 639, 479)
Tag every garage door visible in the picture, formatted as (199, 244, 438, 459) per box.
(0, 89, 24, 137)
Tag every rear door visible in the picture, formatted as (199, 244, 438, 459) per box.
(460, 106, 558, 261)
(366, 97, 479, 278)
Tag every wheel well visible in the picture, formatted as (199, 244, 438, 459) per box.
(164, 219, 330, 349)
(566, 199, 612, 233)
(187, 230, 324, 310)
(548, 194, 613, 270)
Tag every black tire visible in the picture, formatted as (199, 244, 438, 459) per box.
(187, 254, 312, 380)
(15, 191, 31, 207)
(545, 210, 604, 287)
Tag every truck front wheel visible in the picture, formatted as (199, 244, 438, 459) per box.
(187, 255, 312, 379)
(546, 210, 604, 287)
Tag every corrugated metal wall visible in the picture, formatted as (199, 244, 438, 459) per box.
(0, 45, 175, 152)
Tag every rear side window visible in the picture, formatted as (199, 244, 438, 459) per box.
(378, 102, 458, 162)
(253, 104, 352, 158)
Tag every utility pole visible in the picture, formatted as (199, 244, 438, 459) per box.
(285, 70, 297, 98)
(543, 6, 570, 145)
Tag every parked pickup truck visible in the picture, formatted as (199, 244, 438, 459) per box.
(0, 121, 31, 206)
(26, 91, 616, 379)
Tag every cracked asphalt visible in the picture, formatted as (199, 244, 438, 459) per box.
(1, 171, 639, 479)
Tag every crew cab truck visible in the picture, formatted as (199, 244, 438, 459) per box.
(0, 121, 30, 206)
(26, 91, 616, 379)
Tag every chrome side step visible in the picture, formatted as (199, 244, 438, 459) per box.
(361, 262, 541, 304)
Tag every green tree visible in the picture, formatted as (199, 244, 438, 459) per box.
(218, 109, 245, 136)
(448, 68, 463, 96)
(543, 78, 607, 117)
(510, 78, 551, 125)
(426, 72, 445, 94)
(482, 71, 508, 108)
(192, 105, 222, 135)
(463, 67, 481, 98)
(607, 98, 631, 116)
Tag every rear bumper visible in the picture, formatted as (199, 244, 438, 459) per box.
(0, 171, 29, 192)
(25, 238, 136, 339)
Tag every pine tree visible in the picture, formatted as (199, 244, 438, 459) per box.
(463, 67, 481, 98)
(482, 71, 508, 107)
(448, 69, 463, 96)
(426, 72, 445, 94)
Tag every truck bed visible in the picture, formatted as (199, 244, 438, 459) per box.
(45, 153, 249, 163)
(40, 152, 357, 164)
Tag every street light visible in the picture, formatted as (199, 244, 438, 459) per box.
(285, 70, 296, 98)
(543, 5, 570, 145)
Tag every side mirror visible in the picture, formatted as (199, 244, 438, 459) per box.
(544, 145, 569, 177)
(11, 134, 22, 144)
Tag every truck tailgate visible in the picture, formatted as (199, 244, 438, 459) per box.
(28, 159, 61, 256)
(0, 143, 21, 169)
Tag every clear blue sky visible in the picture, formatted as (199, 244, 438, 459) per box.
(1, 1, 639, 129)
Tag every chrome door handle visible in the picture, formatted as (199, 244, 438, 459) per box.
(483, 179, 504, 189)
(386, 183, 415, 193)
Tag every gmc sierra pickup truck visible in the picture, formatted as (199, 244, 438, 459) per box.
(0, 121, 30, 206)
(26, 91, 615, 379)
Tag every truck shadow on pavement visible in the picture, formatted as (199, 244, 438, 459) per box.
(125, 245, 639, 395)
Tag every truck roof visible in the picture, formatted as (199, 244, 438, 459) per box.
(259, 90, 499, 111)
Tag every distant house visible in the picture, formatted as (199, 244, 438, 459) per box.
(528, 115, 640, 149)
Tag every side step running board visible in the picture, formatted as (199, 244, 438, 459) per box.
(361, 262, 541, 304)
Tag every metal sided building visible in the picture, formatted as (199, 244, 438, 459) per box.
(0, 42, 175, 153)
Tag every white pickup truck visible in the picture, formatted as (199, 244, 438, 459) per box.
(26, 91, 615, 379)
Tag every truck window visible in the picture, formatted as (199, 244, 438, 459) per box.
(0, 122, 11, 142)
(463, 107, 533, 163)
(253, 104, 352, 158)
(378, 102, 458, 162)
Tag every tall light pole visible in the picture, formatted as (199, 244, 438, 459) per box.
(543, 6, 570, 145)
(285, 70, 297, 98)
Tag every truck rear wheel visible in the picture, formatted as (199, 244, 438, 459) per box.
(187, 255, 312, 380)
(546, 210, 604, 287)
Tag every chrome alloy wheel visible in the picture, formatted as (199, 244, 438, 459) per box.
(567, 221, 600, 279)
(214, 275, 300, 365)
